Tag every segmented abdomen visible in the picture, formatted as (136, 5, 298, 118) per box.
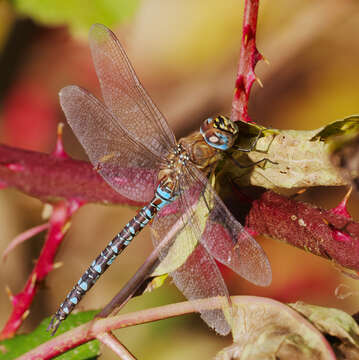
(48, 182, 175, 333)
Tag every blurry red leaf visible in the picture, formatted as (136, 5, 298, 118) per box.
(2, 81, 57, 151)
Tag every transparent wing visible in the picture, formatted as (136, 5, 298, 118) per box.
(89, 24, 176, 156)
(188, 166, 272, 287)
(151, 179, 232, 335)
(60, 85, 159, 202)
(153, 166, 271, 285)
(151, 164, 271, 333)
(171, 243, 232, 335)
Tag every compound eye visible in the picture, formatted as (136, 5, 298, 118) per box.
(203, 131, 232, 150)
(200, 116, 237, 151)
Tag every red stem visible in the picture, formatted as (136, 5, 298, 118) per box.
(17, 296, 336, 360)
(97, 332, 136, 360)
(231, 0, 262, 123)
(247, 191, 359, 273)
(0, 200, 83, 339)
(0, 144, 143, 206)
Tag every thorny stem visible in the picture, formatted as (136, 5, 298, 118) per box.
(0, 144, 143, 206)
(0, 200, 83, 339)
(231, 0, 263, 123)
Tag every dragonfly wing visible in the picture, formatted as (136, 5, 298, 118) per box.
(171, 243, 232, 335)
(60, 85, 159, 202)
(188, 166, 272, 287)
(89, 24, 176, 156)
(151, 177, 232, 335)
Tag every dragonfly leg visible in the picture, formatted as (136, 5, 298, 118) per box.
(229, 155, 278, 170)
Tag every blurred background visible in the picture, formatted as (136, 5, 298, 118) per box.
(0, 0, 358, 358)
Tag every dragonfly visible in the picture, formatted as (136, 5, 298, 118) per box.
(48, 23, 271, 335)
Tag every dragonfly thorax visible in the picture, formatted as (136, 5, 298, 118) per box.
(200, 115, 239, 150)
(158, 144, 190, 185)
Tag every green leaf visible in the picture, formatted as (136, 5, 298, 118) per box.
(0, 311, 100, 359)
(310, 115, 359, 191)
(310, 115, 359, 142)
(12, 0, 140, 36)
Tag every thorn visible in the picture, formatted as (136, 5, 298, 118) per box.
(53, 122, 68, 159)
(344, 186, 352, 203)
(331, 186, 352, 218)
(5, 285, 13, 301)
(244, 33, 248, 46)
(53, 262, 63, 269)
(262, 56, 270, 65)
(57, 122, 64, 136)
(22, 310, 30, 321)
(256, 77, 263, 88)
(42, 204, 53, 220)
(31, 274, 37, 288)
(61, 221, 71, 235)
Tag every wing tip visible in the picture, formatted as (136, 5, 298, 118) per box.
(59, 85, 83, 106)
(89, 23, 114, 43)
(90, 23, 107, 33)
(254, 264, 272, 287)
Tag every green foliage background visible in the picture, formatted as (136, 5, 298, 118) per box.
(12, 0, 140, 35)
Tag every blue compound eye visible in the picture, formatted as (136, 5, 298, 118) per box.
(206, 132, 230, 150)
(200, 116, 238, 151)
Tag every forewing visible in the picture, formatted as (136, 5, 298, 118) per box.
(89, 24, 176, 156)
(151, 177, 232, 335)
(60, 85, 159, 202)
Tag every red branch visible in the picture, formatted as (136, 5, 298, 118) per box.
(231, 0, 263, 123)
(0, 200, 82, 339)
(0, 144, 143, 206)
(247, 191, 359, 274)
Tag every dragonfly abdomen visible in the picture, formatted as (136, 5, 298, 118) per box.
(48, 182, 176, 334)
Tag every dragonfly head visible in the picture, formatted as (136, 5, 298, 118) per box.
(200, 116, 239, 150)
